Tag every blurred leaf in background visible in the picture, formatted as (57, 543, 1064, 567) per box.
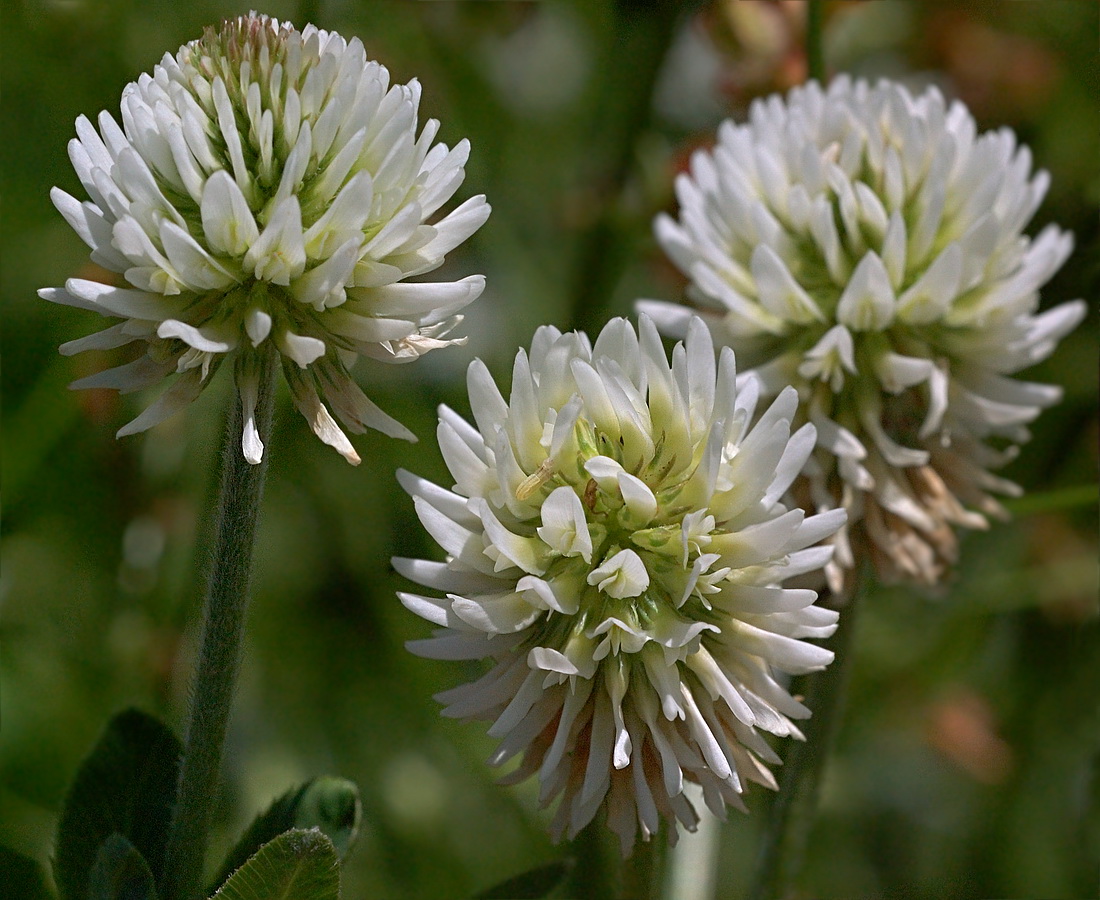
(2, 1, 1096, 898)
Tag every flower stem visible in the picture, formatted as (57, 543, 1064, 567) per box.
(568, 821, 618, 900)
(622, 838, 665, 900)
(747, 576, 863, 900)
(567, 0, 685, 336)
(664, 786, 720, 900)
(161, 347, 278, 900)
(806, 0, 827, 83)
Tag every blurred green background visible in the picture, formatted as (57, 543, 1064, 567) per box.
(2, 1, 1097, 898)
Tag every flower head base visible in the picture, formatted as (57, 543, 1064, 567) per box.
(396, 315, 845, 853)
(40, 13, 490, 464)
(641, 77, 1085, 588)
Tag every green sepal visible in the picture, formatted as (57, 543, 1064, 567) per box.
(473, 860, 573, 899)
(87, 834, 158, 900)
(212, 777, 360, 889)
(54, 709, 181, 900)
(209, 829, 340, 900)
(0, 845, 54, 900)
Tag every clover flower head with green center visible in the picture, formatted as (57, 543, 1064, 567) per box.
(640, 77, 1086, 588)
(395, 314, 846, 853)
(40, 13, 490, 464)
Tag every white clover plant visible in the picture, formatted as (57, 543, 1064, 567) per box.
(41, 13, 490, 464)
(396, 314, 845, 853)
(641, 77, 1085, 587)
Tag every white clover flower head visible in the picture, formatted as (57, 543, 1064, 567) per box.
(641, 77, 1086, 588)
(40, 13, 491, 464)
(395, 314, 846, 853)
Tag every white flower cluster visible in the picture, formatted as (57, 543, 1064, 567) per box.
(396, 315, 845, 853)
(642, 77, 1085, 587)
(41, 14, 490, 464)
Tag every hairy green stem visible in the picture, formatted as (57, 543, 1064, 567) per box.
(566, 0, 688, 336)
(806, 0, 826, 83)
(568, 821, 618, 900)
(747, 578, 863, 900)
(161, 347, 278, 900)
(621, 837, 665, 900)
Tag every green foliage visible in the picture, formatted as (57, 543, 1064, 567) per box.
(210, 829, 340, 900)
(213, 778, 361, 889)
(472, 860, 572, 899)
(2, 2, 1096, 899)
(87, 834, 159, 900)
(53, 710, 180, 900)
(292, 778, 362, 860)
(0, 846, 53, 900)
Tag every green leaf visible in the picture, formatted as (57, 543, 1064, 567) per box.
(54, 709, 181, 900)
(0, 845, 53, 900)
(212, 777, 361, 889)
(210, 829, 340, 900)
(87, 834, 158, 900)
(473, 860, 573, 899)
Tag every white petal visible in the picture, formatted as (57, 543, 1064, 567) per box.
(361, 200, 424, 260)
(272, 120, 313, 206)
(244, 196, 306, 285)
(50, 187, 128, 269)
(881, 211, 907, 289)
(49, 279, 177, 320)
(583, 455, 625, 492)
(201, 170, 260, 257)
(324, 309, 414, 345)
(472, 498, 546, 575)
(762, 422, 817, 507)
(460, 364, 506, 459)
(398, 591, 462, 629)
(159, 221, 236, 290)
(537, 486, 592, 562)
(790, 508, 847, 550)
(897, 243, 962, 324)
(360, 275, 485, 318)
(617, 471, 658, 524)
(920, 365, 950, 438)
(245, 308, 273, 346)
(836, 252, 896, 331)
(860, 406, 928, 467)
(278, 330, 327, 367)
(809, 407, 866, 459)
(157, 319, 235, 353)
(797, 324, 856, 392)
(392, 557, 503, 594)
(303, 170, 374, 258)
(237, 365, 264, 464)
(874, 352, 933, 393)
(587, 549, 649, 599)
(516, 574, 582, 616)
(730, 620, 835, 674)
(286, 374, 361, 464)
(751, 244, 824, 324)
(413, 194, 491, 262)
(291, 238, 360, 309)
(451, 591, 541, 634)
(709, 509, 804, 568)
